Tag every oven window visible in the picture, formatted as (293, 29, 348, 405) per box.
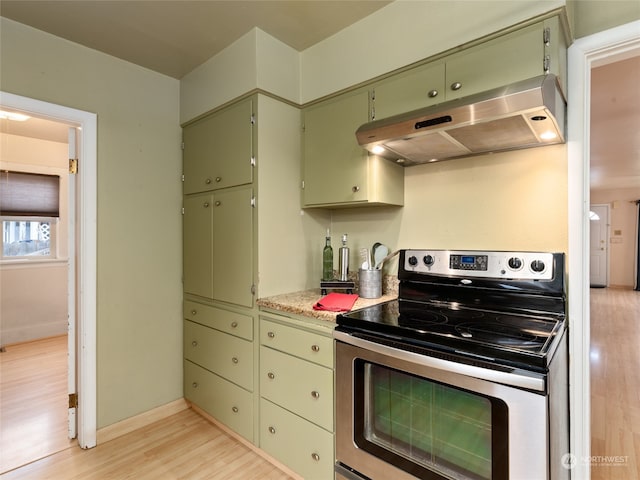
(355, 361, 508, 480)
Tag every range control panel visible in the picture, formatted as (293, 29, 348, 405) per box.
(403, 250, 555, 280)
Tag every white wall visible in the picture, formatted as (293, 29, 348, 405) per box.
(1, 17, 183, 428)
(591, 187, 639, 287)
(0, 133, 69, 345)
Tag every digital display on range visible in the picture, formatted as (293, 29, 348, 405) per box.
(450, 254, 488, 271)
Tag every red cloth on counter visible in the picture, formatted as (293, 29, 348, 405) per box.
(313, 292, 359, 312)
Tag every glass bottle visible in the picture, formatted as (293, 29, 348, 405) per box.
(322, 229, 333, 281)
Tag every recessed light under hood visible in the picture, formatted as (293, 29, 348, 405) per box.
(356, 74, 566, 166)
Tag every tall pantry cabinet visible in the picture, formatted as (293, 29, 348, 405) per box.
(181, 94, 311, 445)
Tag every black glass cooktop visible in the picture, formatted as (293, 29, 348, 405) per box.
(337, 298, 565, 370)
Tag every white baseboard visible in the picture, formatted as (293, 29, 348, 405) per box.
(96, 398, 189, 444)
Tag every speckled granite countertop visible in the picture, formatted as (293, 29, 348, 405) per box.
(257, 276, 398, 323)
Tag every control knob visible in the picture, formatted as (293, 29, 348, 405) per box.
(530, 260, 546, 273)
(507, 257, 523, 270)
(408, 256, 418, 266)
(423, 255, 434, 266)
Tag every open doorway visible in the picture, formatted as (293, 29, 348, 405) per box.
(0, 92, 98, 464)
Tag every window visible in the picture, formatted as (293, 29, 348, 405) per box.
(1, 217, 57, 258)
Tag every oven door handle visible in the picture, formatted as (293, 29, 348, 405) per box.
(335, 462, 371, 480)
(334, 330, 546, 392)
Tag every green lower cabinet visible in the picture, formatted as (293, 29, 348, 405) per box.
(260, 398, 334, 480)
(184, 360, 254, 442)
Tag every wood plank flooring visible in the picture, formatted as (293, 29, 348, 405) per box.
(0, 335, 73, 474)
(590, 287, 640, 480)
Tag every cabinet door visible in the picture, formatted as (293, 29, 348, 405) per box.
(373, 62, 445, 120)
(183, 192, 213, 298)
(445, 22, 544, 100)
(302, 90, 370, 206)
(212, 185, 254, 307)
(183, 98, 254, 194)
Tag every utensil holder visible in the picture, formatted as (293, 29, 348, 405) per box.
(359, 268, 382, 299)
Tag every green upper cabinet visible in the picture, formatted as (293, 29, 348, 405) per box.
(372, 62, 446, 120)
(183, 98, 254, 194)
(371, 16, 568, 121)
(302, 89, 404, 208)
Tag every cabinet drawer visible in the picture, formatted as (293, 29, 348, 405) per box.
(184, 360, 253, 442)
(184, 301, 253, 340)
(260, 399, 334, 480)
(184, 320, 253, 390)
(260, 346, 333, 431)
(260, 319, 333, 367)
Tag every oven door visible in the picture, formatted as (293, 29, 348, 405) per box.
(335, 332, 549, 480)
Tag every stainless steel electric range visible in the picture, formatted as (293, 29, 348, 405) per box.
(334, 249, 569, 480)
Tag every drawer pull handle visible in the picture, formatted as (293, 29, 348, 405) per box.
(267, 331, 275, 339)
(311, 390, 320, 399)
(191, 309, 197, 315)
(215, 176, 222, 183)
(352, 185, 360, 193)
(232, 357, 239, 364)
(267, 372, 275, 380)
(311, 344, 320, 353)
(311, 453, 320, 462)
(215, 200, 221, 207)
(191, 341, 198, 347)
(203, 202, 210, 208)
(268, 426, 276, 434)
(450, 81, 462, 91)
(192, 382, 198, 388)
(205, 178, 212, 185)
(232, 406, 239, 413)
(231, 321, 238, 328)
(427, 89, 438, 98)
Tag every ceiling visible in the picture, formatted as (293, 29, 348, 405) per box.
(1, 1, 638, 192)
(0, 0, 391, 79)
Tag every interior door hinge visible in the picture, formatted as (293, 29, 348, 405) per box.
(181, 207, 185, 215)
(250, 196, 256, 208)
(181, 174, 185, 182)
(181, 141, 185, 150)
(68, 393, 78, 409)
(251, 284, 256, 295)
(250, 114, 256, 125)
(543, 55, 551, 74)
(69, 158, 78, 174)
(301, 180, 305, 190)
(251, 156, 256, 167)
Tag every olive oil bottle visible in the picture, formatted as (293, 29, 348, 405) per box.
(322, 229, 333, 281)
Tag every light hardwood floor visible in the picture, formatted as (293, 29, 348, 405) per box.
(1, 336, 293, 480)
(590, 287, 640, 480)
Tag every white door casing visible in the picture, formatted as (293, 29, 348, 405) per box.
(0, 91, 97, 449)
(589, 204, 609, 288)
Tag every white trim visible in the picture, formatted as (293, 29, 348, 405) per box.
(567, 20, 640, 479)
(0, 91, 97, 449)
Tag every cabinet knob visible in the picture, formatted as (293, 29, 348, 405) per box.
(232, 406, 239, 413)
(450, 82, 462, 91)
(232, 357, 239, 364)
(215, 200, 221, 207)
(428, 89, 439, 98)
(311, 344, 320, 353)
(231, 321, 238, 328)
(352, 186, 360, 193)
(192, 382, 198, 388)
(203, 202, 210, 208)
(311, 453, 320, 462)
(205, 178, 212, 184)
(267, 331, 275, 339)
(267, 372, 275, 380)
(268, 426, 276, 434)
(215, 177, 222, 183)
(190, 309, 197, 315)
(311, 390, 320, 399)
(191, 340, 198, 347)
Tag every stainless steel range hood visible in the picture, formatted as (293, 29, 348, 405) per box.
(356, 74, 566, 166)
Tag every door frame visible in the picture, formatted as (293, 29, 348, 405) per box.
(0, 91, 97, 449)
(567, 19, 640, 478)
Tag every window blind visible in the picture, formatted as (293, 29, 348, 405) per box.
(0, 171, 60, 217)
